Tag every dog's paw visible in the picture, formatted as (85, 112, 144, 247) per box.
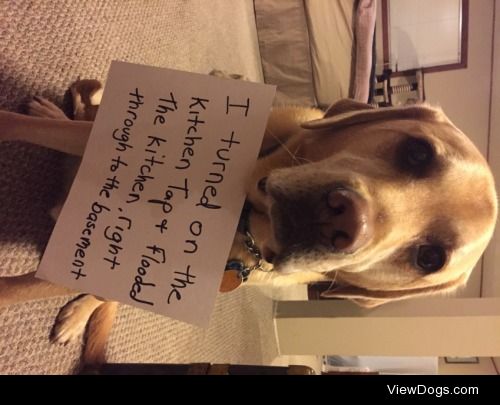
(27, 96, 69, 120)
(51, 295, 101, 345)
(70, 79, 103, 121)
(209, 69, 248, 81)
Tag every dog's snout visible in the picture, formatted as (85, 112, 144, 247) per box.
(323, 189, 373, 253)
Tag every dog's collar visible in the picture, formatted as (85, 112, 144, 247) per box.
(220, 202, 272, 292)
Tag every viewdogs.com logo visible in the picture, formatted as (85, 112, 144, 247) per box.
(387, 385, 478, 398)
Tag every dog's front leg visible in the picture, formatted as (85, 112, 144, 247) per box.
(51, 294, 118, 366)
(0, 272, 76, 308)
(51, 294, 106, 344)
(0, 110, 92, 156)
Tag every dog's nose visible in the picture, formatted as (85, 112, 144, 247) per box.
(323, 188, 373, 253)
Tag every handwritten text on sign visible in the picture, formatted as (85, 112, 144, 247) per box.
(36, 61, 276, 326)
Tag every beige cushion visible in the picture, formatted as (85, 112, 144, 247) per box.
(254, 0, 317, 106)
(305, 0, 356, 107)
(255, 0, 376, 108)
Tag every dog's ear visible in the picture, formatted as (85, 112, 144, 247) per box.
(323, 99, 375, 118)
(302, 99, 443, 131)
(320, 273, 468, 308)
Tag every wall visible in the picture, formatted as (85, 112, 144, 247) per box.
(439, 357, 498, 375)
(483, 0, 500, 298)
(276, 298, 500, 357)
(485, 0, 500, 374)
(424, 1, 492, 156)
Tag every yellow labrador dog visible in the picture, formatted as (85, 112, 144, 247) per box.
(0, 80, 497, 364)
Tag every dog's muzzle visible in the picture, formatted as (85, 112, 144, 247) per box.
(322, 187, 373, 253)
(268, 184, 374, 256)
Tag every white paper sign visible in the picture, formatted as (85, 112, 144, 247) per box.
(36, 61, 276, 326)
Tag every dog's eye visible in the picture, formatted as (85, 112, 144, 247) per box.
(416, 245, 446, 273)
(398, 137, 434, 176)
(258, 177, 268, 193)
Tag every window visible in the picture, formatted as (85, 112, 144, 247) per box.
(382, 0, 468, 73)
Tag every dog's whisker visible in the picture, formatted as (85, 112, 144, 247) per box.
(268, 130, 303, 166)
(326, 271, 338, 291)
(295, 156, 312, 164)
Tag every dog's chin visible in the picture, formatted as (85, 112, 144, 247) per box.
(270, 249, 328, 274)
(263, 229, 332, 274)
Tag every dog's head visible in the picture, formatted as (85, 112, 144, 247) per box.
(246, 100, 498, 307)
